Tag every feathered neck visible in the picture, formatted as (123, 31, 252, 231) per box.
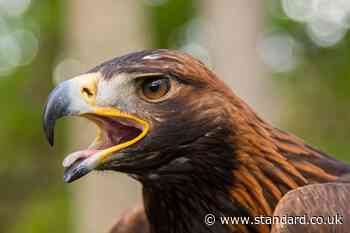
(140, 93, 350, 233)
(225, 94, 349, 232)
(141, 124, 241, 233)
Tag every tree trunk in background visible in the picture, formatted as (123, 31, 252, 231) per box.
(202, 0, 278, 122)
(65, 1, 148, 233)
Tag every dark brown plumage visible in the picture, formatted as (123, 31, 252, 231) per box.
(43, 49, 350, 233)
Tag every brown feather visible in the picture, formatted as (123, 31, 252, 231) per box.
(271, 183, 350, 233)
(87, 50, 350, 233)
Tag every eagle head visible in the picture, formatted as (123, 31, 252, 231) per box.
(43, 49, 235, 183)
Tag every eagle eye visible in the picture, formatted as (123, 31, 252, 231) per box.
(138, 76, 171, 102)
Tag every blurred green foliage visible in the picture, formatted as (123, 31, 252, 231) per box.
(266, 1, 350, 162)
(0, 0, 71, 232)
(145, 0, 199, 48)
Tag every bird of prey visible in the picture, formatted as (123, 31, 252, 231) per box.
(43, 49, 350, 233)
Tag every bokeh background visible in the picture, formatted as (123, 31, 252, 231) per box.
(0, 0, 349, 232)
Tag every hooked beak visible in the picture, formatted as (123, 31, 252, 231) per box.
(43, 73, 149, 183)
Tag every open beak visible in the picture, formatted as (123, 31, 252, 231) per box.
(43, 73, 150, 183)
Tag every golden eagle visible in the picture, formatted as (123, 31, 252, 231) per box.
(43, 50, 350, 233)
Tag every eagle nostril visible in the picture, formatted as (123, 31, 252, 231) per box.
(83, 87, 93, 97)
(81, 87, 95, 99)
(79, 78, 97, 105)
(81, 85, 97, 106)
